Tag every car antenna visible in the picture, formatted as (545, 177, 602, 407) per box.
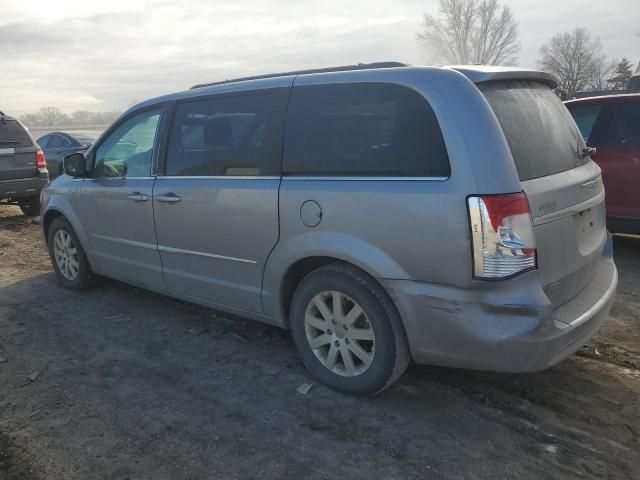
(0, 111, 6, 124)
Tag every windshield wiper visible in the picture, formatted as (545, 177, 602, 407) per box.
(0, 140, 19, 144)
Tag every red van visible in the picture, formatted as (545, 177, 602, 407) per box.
(566, 94, 640, 233)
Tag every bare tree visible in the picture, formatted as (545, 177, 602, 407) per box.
(538, 28, 613, 97)
(417, 0, 520, 65)
(19, 108, 121, 127)
(588, 56, 617, 91)
(37, 106, 70, 126)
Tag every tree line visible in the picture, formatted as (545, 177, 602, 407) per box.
(417, 0, 637, 97)
(20, 107, 120, 128)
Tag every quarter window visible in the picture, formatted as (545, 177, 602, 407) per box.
(94, 109, 161, 178)
(282, 83, 450, 177)
(166, 94, 270, 176)
(567, 103, 602, 141)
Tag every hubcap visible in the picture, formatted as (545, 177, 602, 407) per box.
(53, 230, 80, 281)
(304, 291, 375, 377)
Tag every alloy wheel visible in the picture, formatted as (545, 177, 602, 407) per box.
(304, 291, 376, 377)
(53, 229, 80, 281)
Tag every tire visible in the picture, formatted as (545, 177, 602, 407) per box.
(47, 216, 94, 290)
(290, 263, 410, 395)
(18, 195, 41, 216)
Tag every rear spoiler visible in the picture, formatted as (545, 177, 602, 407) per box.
(448, 66, 558, 89)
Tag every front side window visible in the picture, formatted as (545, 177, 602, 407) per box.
(94, 109, 161, 178)
(282, 83, 450, 177)
(566, 103, 602, 142)
(166, 94, 269, 176)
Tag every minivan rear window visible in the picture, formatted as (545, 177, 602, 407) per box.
(0, 119, 32, 148)
(283, 83, 450, 177)
(480, 81, 586, 181)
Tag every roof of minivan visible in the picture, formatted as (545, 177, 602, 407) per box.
(129, 63, 558, 113)
(564, 92, 640, 105)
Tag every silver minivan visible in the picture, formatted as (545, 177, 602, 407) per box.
(41, 63, 618, 395)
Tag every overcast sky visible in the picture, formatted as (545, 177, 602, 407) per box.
(1, 0, 638, 115)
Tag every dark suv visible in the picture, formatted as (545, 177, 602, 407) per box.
(0, 111, 49, 215)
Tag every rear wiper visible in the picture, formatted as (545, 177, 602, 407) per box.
(0, 140, 19, 144)
(580, 146, 596, 158)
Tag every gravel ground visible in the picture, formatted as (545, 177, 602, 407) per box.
(0, 204, 638, 479)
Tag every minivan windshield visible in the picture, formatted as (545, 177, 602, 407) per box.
(480, 80, 586, 181)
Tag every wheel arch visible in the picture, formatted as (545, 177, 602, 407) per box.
(262, 232, 410, 328)
(41, 197, 94, 268)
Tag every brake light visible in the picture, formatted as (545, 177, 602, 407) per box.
(36, 149, 48, 173)
(467, 193, 536, 279)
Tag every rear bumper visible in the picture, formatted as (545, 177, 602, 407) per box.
(382, 235, 618, 372)
(0, 176, 48, 199)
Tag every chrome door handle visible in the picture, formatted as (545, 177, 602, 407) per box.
(127, 192, 149, 202)
(156, 193, 181, 203)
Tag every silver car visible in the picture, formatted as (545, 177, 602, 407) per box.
(41, 63, 618, 395)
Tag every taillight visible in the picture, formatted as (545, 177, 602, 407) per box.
(467, 193, 536, 279)
(36, 149, 48, 173)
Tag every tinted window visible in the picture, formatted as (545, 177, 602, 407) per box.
(283, 83, 450, 177)
(37, 135, 50, 148)
(480, 81, 585, 181)
(48, 134, 71, 149)
(166, 94, 270, 176)
(0, 120, 32, 148)
(566, 103, 602, 141)
(94, 109, 160, 178)
(603, 102, 640, 148)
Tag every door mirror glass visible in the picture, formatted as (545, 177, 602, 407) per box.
(63, 152, 86, 177)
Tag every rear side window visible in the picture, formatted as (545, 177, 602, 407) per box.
(480, 81, 585, 181)
(0, 120, 32, 148)
(166, 93, 271, 176)
(566, 103, 602, 141)
(283, 83, 450, 177)
(602, 102, 640, 148)
(48, 134, 71, 149)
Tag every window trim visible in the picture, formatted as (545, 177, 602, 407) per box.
(88, 104, 166, 179)
(159, 87, 289, 177)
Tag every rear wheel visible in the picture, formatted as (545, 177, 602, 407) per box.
(47, 217, 94, 289)
(290, 263, 410, 395)
(18, 195, 40, 216)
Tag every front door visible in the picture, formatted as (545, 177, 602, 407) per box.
(79, 107, 165, 288)
(153, 90, 287, 312)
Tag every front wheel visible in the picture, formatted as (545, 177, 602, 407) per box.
(290, 263, 410, 395)
(18, 195, 41, 216)
(47, 217, 94, 289)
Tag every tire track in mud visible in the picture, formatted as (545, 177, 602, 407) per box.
(578, 342, 640, 370)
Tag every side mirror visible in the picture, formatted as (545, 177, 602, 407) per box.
(63, 153, 86, 177)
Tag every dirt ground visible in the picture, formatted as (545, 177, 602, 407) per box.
(0, 204, 638, 480)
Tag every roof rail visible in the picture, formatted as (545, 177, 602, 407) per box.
(190, 61, 410, 89)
